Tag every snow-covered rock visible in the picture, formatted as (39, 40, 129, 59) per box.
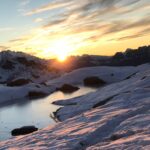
(0, 51, 58, 105)
(0, 51, 56, 84)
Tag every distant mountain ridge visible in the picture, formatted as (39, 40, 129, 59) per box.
(111, 45, 150, 66)
(52, 45, 150, 71)
(0, 45, 149, 74)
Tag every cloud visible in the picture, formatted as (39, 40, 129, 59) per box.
(25, 1, 72, 16)
(0, 27, 14, 32)
(34, 18, 44, 23)
(107, 26, 150, 42)
(6, 0, 150, 57)
(9, 36, 30, 44)
(0, 45, 9, 50)
(20, 0, 30, 6)
(102, 14, 150, 35)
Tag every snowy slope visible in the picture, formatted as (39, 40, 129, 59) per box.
(0, 64, 149, 149)
(47, 64, 150, 87)
(54, 64, 150, 121)
(1, 61, 148, 105)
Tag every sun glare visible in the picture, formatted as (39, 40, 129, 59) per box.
(46, 39, 74, 62)
(58, 54, 67, 62)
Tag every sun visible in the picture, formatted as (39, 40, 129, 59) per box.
(46, 39, 74, 62)
(58, 54, 67, 62)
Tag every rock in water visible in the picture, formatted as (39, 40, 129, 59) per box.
(83, 76, 106, 87)
(11, 126, 38, 136)
(57, 84, 79, 93)
(27, 91, 48, 99)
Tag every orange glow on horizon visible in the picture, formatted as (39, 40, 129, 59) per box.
(57, 55, 67, 62)
(44, 39, 76, 61)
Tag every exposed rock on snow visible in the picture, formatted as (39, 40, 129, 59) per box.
(83, 76, 106, 87)
(0, 51, 56, 85)
(47, 64, 150, 87)
(0, 51, 58, 105)
(11, 126, 38, 136)
(0, 84, 55, 105)
(7, 78, 31, 87)
(56, 84, 79, 93)
(1, 60, 15, 70)
(0, 64, 149, 149)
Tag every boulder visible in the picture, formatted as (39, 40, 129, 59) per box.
(83, 76, 106, 87)
(7, 78, 31, 87)
(28, 91, 48, 99)
(57, 84, 79, 93)
(11, 126, 38, 136)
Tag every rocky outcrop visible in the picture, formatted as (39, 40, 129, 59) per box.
(83, 76, 106, 87)
(111, 45, 150, 66)
(7, 78, 31, 87)
(11, 126, 38, 136)
(56, 84, 79, 93)
(27, 91, 48, 99)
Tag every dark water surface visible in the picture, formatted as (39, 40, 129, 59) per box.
(0, 86, 96, 141)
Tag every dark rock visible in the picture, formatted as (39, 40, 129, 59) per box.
(110, 73, 114, 76)
(110, 131, 135, 141)
(1, 60, 15, 70)
(0, 81, 6, 84)
(53, 108, 61, 121)
(16, 57, 39, 68)
(141, 76, 147, 80)
(40, 82, 47, 86)
(28, 91, 48, 99)
(57, 84, 79, 93)
(93, 95, 117, 108)
(7, 78, 31, 87)
(125, 72, 137, 80)
(110, 134, 122, 141)
(83, 76, 106, 87)
(35, 85, 41, 88)
(11, 126, 38, 136)
(32, 74, 40, 79)
(111, 45, 150, 66)
(113, 52, 125, 60)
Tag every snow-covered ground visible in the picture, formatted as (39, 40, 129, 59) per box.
(1, 62, 148, 105)
(0, 64, 149, 149)
(47, 64, 150, 87)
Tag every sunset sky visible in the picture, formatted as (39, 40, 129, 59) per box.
(0, 0, 150, 59)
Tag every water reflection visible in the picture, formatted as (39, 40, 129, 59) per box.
(0, 86, 96, 141)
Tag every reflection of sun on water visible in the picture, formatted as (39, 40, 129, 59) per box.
(46, 39, 74, 62)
